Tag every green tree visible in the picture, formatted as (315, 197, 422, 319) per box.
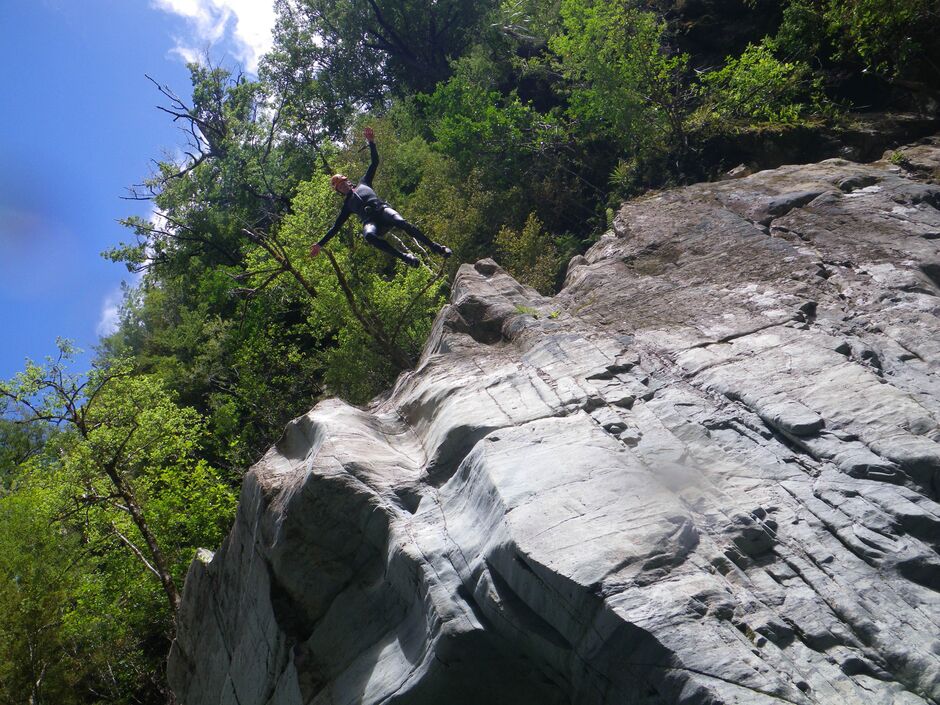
(423, 54, 564, 182)
(550, 0, 690, 158)
(415, 49, 606, 250)
(104, 64, 335, 470)
(110, 65, 441, 427)
(0, 406, 45, 491)
(0, 345, 235, 703)
(697, 38, 826, 123)
(0, 477, 87, 705)
(774, 0, 940, 82)
(1, 344, 235, 617)
(266, 0, 500, 108)
(824, 0, 938, 79)
(495, 0, 564, 49)
(494, 213, 565, 294)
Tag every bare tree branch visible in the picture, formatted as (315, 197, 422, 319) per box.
(110, 524, 161, 580)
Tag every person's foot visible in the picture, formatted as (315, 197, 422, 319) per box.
(433, 243, 452, 258)
(402, 253, 421, 268)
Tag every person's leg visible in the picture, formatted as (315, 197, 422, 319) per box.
(362, 221, 419, 266)
(382, 208, 451, 256)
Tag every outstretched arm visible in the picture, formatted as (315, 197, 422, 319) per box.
(360, 127, 378, 186)
(310, 204, 351, 256)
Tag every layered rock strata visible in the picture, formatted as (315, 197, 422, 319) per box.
(169, 138, 940, 704)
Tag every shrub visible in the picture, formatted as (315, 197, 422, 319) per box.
(699, 39, 826, 123)
(495, 213, 565, 294)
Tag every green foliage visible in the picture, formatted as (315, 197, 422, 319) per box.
(606, 151, 675, 200)
(422, 52, 566, 179)
(0, 459, 193, 705)
(427, 79, 532, 171)
(331, 113, 542, 273)
(888, 149, 907, 165)
(698, 39, 826, 123)
(497, 0, 564, 45)
(107, 62, 317, 279)
(266, 0, 499, 107)
(408, 164, 513, 262)
(0, 408, 44, 492)
(102, 64, 332, 471)
(310, 260, 443, 402)
(495, 214, 565, 294)
(550, 0, 689, 153)
(0, 345, 236, 703)
(774, 0, 940, 80)
(414, 49, 603, 248)
(103, 264, 326, 471)
(2, 348, 237, 581)
(773, 0, 832, 64)
(824, 0, 937, 78)
(0, 477, 88, 705)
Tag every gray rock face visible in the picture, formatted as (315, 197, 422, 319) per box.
(169, 138, 940, 705)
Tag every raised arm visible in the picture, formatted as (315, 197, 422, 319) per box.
(360, 127, 378, 186)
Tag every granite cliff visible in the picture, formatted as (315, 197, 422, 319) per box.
(168, 137, 940, 704)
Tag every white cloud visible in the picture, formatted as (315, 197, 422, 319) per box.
(149, 204, 170, 231)
(145, 206, 169, 266)
(171, 44, 204, 66)
(96, 289, 123, 337)
(151, 0, 276, 73)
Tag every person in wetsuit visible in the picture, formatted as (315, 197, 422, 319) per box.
(309, 127, 452, 267)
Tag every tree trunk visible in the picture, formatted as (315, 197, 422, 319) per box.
(105, 467, 181, 616)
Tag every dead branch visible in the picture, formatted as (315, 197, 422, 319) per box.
(110, 523, 161, 580)
(323, 250, 413, 369)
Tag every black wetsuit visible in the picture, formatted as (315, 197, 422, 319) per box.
(317, 142, 442, 262)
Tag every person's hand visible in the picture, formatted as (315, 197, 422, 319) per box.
(363, 126, 375, 142)
(309, 243, 322, 258)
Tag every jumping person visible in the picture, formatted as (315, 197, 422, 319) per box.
(309, 127, 451, 267)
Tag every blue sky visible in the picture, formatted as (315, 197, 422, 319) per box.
(0, 0, 274, 379)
